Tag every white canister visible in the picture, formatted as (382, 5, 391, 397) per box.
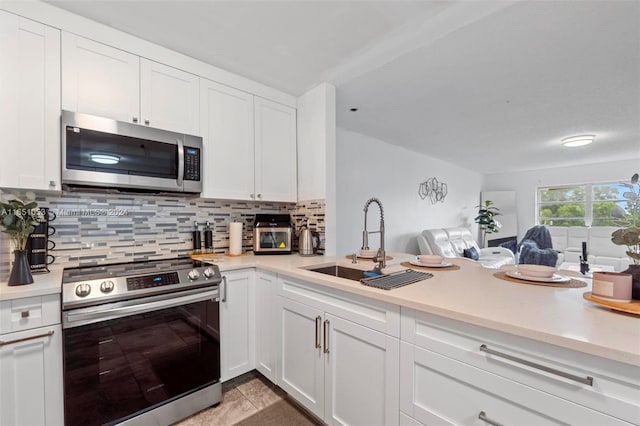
(592, 271, 632, 302)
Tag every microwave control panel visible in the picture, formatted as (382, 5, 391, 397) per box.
(184, 147, 201, 181)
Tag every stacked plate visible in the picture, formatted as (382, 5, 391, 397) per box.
(410, 255, 452, 268)
(358, 249, 379, 259)
(506, 264, 570, 283)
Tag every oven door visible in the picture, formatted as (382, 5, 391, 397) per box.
(62, 288, 220, 426)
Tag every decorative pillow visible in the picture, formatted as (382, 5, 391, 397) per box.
(463, 247, 479, 261)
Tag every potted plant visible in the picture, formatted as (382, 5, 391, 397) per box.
(0, 190, 43, 285)
(475, 200, 502, 247)
(611, 173, 640, 298)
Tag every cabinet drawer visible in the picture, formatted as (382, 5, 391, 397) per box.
(401, 308, 640, 424)
(0, 294, 60, 333)
(400, 342, 630, 426)
(278, 274, 400, 337)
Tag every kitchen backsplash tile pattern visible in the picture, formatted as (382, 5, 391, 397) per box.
(0, 193, 325, 279)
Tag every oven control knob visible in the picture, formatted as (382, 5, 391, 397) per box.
(188, 269, 200, 280)
(75, 283, 91, 298)
(203, 267, 216, 279)
(100, 280, 115, 293)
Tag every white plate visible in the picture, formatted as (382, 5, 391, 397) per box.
(357, 253, 377, 259)
(410, 260, 453, 268)
(505, 271, 571, 283)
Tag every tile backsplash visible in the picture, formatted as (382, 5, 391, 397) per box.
(0, 192, 325, 280)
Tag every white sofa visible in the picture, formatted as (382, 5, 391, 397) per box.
(417, 227, 515, 269)
(548, 226, 630, 271)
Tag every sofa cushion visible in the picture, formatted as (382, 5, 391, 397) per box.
(548, 226, 568, 252)
(444, 228, 469, 256)
(422, 229, 457, 258)
(589, 226, 629, 257)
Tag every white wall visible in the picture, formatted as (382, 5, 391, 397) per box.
(483, 159, 639, 239)
(336, 128, 484, 255)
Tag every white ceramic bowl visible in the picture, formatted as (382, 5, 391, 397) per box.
(417, 255, 444, 265)
(517, 264, 557, 278)
(359, 249, 378, 258)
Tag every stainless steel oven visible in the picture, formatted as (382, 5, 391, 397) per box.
(61, 258, 221, 426)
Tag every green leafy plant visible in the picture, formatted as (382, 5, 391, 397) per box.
(0, 190, 43, 251)
(611, 173, 640, 264)
(475, 200, 502, 247)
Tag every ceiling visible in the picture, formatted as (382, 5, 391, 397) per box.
(47, 0, 640, 175)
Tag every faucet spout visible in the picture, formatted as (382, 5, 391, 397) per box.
(362, 197, 386, 269)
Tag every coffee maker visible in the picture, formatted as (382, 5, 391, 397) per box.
(25, 207, 56, 272)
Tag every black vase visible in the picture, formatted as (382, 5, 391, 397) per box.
(623, 264, 640, 300)
(8, 250, 34, 286)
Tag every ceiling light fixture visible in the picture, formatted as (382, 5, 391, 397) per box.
(90, 154, 120, 165)
(561, 134, 595, 147)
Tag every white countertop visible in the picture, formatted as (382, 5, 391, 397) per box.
(0, 267, 63, 301)
(2, 253, 638, 366)
(202, 252, 640, 367)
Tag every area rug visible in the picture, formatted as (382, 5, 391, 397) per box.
(235, 399, 321, 426)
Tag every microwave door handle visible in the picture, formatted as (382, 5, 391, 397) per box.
(176, 139, 184, 187)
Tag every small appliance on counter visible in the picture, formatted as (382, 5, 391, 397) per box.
(253, 214, 293, 255)
(25, 207, 56, 272)
(298, 219, 320, 256)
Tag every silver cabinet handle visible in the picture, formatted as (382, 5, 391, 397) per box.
(0, 330, 54, 347)
(257, 194, 262, 199)
(479, 344, 593, 386)
(144, 119, 150, 125)
(132, 116, 138, 123)
(221, 276, 227, 303)
(323, 319, 330, 353)
(21, 311, 29, 318)
(250, 194, 255, 199)
(49, 180, 56, 187)
(315, 316, 321, 348)
(478, 411, 504, 426)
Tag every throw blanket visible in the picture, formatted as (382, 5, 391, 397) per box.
(519, 240, 558, 266)
(519, 225, 553, 250)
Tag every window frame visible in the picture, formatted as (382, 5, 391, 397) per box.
(536, 180, 628, 227)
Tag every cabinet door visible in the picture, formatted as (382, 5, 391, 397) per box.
(140, 59, 199, 134)
(0, 325, 63, 426)
(254, 97, 297, 202)
(0, 11, 60, 191)
(62, 32, 139, 123)
(220, 269, 255, 381)
(255, 271, 277, 383)
(278, 296, 324, 419)
(324, 314, 399, 426)
(200, 79, 255, 200)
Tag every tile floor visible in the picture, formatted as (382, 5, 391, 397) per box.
(174, 370, 317, 425)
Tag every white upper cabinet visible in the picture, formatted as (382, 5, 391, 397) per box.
(62, 32, 139, 124)
(140, 58, 199, 135)
(200, 79, 255, 200)
(200, 82, 298, 202)
(254, 97, 297, 202)
(0, 11, 60, 191)
(62, 33, 199, 135)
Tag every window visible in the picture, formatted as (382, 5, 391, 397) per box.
(538, 182, 632, 227)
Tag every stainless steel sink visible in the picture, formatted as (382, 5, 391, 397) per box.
(307, 265, 369, 281)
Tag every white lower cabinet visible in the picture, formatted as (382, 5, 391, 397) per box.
(0, 324, 63, 426)
(220, 269, 255, 382)
(255, 270, 278, 382)
(400, 342, 629, 426)
(277, 275, 400, 425)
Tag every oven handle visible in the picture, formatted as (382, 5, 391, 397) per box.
(63, 288, 218, 328)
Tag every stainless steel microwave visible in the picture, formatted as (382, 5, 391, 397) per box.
(61, 110, 202, 194)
